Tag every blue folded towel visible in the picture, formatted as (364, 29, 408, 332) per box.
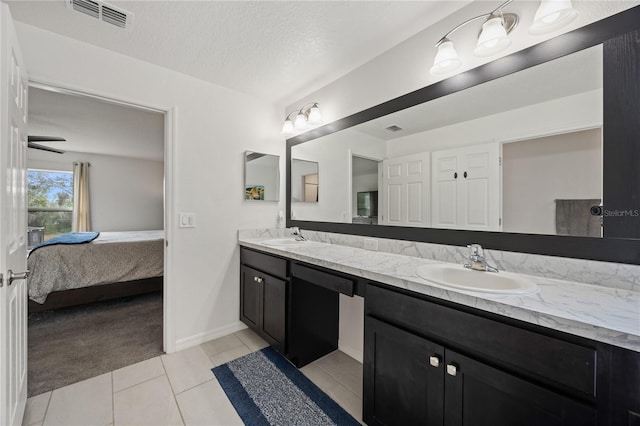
(29, 231, 100, 256)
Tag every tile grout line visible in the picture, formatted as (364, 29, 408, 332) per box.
(159, 355, 186, 426)
(315, 359, 362, 398)
(112, 370, 167, 395)
(39, 388, 54, 425)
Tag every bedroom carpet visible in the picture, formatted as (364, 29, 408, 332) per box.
(28, 291, 163, 397)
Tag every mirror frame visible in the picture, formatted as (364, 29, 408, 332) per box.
(287, 6, 640, 265)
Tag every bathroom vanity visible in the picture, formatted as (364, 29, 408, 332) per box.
(238, 236, 640, 426)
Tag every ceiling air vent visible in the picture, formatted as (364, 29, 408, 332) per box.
(385, 125, 403, 132)
(67, 0, 134, 30)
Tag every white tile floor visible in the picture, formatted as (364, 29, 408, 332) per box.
(23, 328, 363, 426)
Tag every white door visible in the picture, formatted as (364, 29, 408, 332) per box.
(0, 4, 29, 425)
(431, 152, 459, 228)
(431, 143, 500, 231)
(381, 153, 430, 227)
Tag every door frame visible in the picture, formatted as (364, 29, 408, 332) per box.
(348, 150, 383, 224)
(28, 80, 177, 353)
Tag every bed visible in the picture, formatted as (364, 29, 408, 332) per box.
(27, 230, 164, 313)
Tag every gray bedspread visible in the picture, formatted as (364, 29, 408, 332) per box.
(28, 230, 164, 304)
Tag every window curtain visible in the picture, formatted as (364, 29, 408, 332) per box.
(72, 162, 91, 232)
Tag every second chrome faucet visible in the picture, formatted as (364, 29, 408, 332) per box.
(463, 244, 498, 272)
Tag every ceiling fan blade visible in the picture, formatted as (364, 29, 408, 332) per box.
(28, 142, 65, 154)
(28, 135, 66, 143)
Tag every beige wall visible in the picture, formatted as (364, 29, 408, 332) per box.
(502, 129, 602, 235)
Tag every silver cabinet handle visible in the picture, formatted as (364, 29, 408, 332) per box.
(446, 364, 458, 376)
(429, 356, 441, 368)
(253, 276, 263, 283)
(8, 269, 29, 286)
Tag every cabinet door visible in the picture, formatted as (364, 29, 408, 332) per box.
(443, 350, 596, 426)
(364, 317, 444, 426)
(240, 265, 261, 329)
(261, 274, 286, 350)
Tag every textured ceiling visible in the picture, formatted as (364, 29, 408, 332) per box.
(4, 0, 468, 105)
(29, 87, 164, 161)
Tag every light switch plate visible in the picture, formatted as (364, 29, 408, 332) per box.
(179, 213, 196, 228)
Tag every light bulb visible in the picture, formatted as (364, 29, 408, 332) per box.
(429, 39, 462, 76)
(529, 0, 578, 35)
(307, 104, 322, 124)
(281, 119, 294, 134)
(293, 112, 307, 129)
(474, 17, 511, 57)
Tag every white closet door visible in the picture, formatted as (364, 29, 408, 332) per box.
(431, 142, 500, 231)
(381, 153, 430, 227)
(431, 152, 459, 228)
(459, 143, 500, 231)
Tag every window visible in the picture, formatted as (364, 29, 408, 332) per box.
(27, 169, 73, 240)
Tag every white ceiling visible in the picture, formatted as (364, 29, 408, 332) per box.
(4, 0, 468, 106)
(28, 86, 165, 161)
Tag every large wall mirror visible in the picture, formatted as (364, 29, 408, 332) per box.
(286, 6, 640, 264)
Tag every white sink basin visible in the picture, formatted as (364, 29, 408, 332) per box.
(262, 238, 308, 247)
(416, 263, 539, 295)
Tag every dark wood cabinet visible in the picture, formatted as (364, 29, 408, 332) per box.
(240, 249, 288, 353)
(364, 317, 444, 426)
(443, 350, 596, 426)
(364, 283, 607, 426)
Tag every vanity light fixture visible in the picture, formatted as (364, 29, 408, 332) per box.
(281, 102, 322, 135)
(430, 0, 579, 76)
(529, 0, 579, 35)
(430, 0, 518, 75)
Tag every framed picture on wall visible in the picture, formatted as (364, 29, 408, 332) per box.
(245, 185, 265, 200)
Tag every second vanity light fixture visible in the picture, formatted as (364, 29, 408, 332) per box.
(281, 102, 322, 135)
(430, 0, 579, 76)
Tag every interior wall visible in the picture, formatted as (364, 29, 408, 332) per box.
(15, 22, 284, 351)
(502, 129, 602, 235)
(27, 149, 164, 231)
(291, 129, 385, 222)
(386, 90, 602, 158)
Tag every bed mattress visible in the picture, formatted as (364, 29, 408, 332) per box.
(28, 230, 164, 304)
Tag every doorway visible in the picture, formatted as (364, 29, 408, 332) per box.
(351, 155, 381, 225)
(25, 82, 174, 395)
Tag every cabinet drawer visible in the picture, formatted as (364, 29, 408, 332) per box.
(367, 284, 597, 398)
(241, 248, 287, 278)
(292, 263, 354, 296)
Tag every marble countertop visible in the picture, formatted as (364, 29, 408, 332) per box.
(239, 237, 640, 353)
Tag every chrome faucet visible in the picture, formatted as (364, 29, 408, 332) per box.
(463, 244, 498, 272)
(291, 227, 306, 241)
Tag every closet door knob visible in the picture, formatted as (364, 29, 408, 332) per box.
(463, 171, 468, 178)
(454, 172, 458, 179)
(429, 355, 441, 368)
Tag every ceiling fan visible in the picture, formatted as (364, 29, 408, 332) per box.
(28, 136, 66, 154)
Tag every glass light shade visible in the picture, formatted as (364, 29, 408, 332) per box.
(474, 17, 511, 57)
(307, 105, 322, 124)
(529, 0, 578, 35)
(429, 39, 462, 76)
(293, 112, 308, 129)
(281, 119, 294, 134)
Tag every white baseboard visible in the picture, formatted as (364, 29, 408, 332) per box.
(338, 340, 363, 364)
(173, 321, 248, 352)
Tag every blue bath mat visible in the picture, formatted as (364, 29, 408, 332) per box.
(212, 347, 360, 426)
